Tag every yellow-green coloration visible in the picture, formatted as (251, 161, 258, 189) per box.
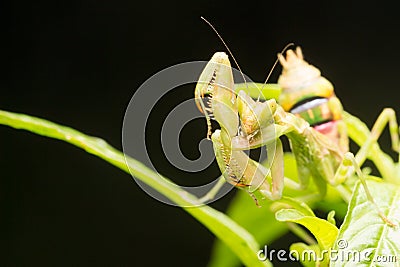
(0, 110, 273, 267)
(277, 47, 347, 153)
(196, 49, 400, 227)
(278, 47, 335, 112)
(275, 49, 399, 223)
(194, 52, 238, 139)
(195, 53, 286, 201)
(211, 130, 281, 201)
(237, 90, 277, 139)
(290, 98, 333, 126)
(231, 93, 344, 199)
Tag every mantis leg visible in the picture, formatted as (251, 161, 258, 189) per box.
(201, 129, 287, 204)
(328, 95, 349, 153)
(287, 137, 312, 191)
(354, 108, 399, 167)
(269, 139, 285, 200)
(198, 129, 234, 203)
(334, 152, 397, 227)
(258, 138, 285, 201)
(337, 120, 349, 154)
(331, 109, 399, 226)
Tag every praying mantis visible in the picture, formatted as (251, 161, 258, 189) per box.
(194, 47, 399, 227)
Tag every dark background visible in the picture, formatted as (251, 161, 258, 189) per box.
(1, 1, 400, 266)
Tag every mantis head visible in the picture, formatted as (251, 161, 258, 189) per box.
(195, 52, 239, 138)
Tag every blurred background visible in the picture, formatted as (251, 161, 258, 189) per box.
(1, 1, 400, 266)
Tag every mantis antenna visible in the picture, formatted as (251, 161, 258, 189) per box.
(261, 43, 294, 89)
(200, 17, 248, 88)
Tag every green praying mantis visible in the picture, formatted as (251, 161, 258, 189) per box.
(194, 47, 400, 227)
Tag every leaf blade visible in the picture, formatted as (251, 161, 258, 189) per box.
(276, 209, 338, 251)
(331, 179, 400, 267)
(0, 109, 270, 267)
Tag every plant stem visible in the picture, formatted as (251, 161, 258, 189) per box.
(0, 109, 270, 267)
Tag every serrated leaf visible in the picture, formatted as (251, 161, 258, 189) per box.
(331, 180, 400, 267)
(276, 209, 338, 250)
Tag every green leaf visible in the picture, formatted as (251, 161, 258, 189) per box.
(207, 153, 325, 267)
(207, 153, 302, 267)
(276, 209, 338, 251)
(327, 211, 336, 226)
(235, 83, 282, 101)
(273, 197, 315, 217)
(290, 242, 329, 267)
(282, 153, 298, 180)
(0, 110, 270, 267)
(208, 191, 287, 267)
(315, 200, 347, 220)
(331, 179, 400, 267)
